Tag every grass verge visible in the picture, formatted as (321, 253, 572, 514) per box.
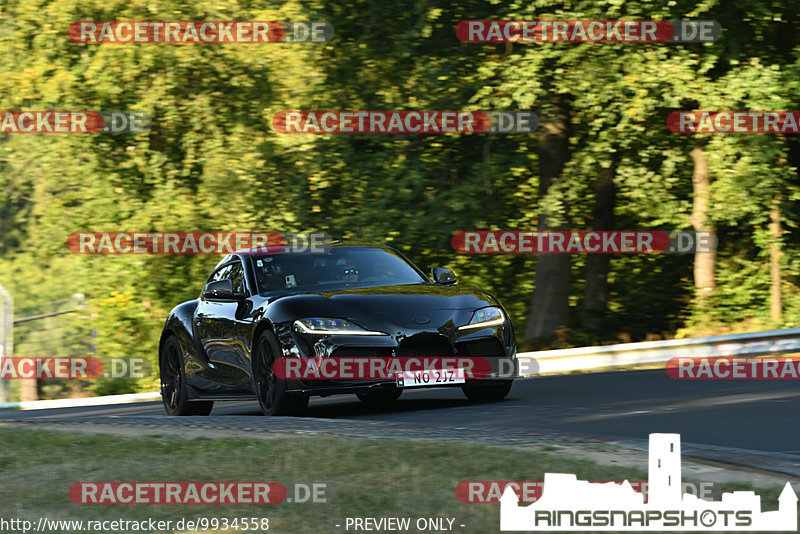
(0, 427, 786, 533)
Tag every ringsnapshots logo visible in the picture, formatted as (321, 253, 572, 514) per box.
(272, 111, 537, 134)
(458, 480, 716, 504)
(0, 111, 150, 134)
(500, 433, 797, 531)
(456, 20, 721, 43)
(452, 231, 716, 254)
(68, 21, 334, 43)
(668, 111, 800, 134)
(66, 232, 330, 254)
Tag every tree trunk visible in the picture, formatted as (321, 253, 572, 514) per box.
(770, 196, 782, 320)
(689, 146, 715, 305)
(525, 97, 571, 347)
(581, 157, 617, 331)
(21, 379, 38, 402)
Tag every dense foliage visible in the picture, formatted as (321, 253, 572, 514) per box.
(2, 0, 799, 398)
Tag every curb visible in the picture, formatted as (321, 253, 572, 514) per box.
(0, 391, 160, 411)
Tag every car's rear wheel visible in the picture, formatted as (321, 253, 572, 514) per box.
(461, 380, 513, 402)
(356, 387, 402, 406)
(253, 330, 309, 416)
(160, 335, 214, 416)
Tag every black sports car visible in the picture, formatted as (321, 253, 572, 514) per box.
(158, 242, 517, 416)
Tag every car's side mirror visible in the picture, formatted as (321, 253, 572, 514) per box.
(431, 267, 457, 285)
(203, 279, 245, 300)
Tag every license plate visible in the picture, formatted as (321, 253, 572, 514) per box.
(396, 368, 465, 388)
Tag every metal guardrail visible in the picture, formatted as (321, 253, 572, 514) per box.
(4, 328, 800, 408)
(13, 309, 79, 324)
(0, 391, 161, 411)
(517, 328, 800, 376)
(0, 283, 11, 403)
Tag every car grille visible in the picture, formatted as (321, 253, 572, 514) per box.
(324, 346, 393, 385)
(303, 334, 456, 387)
(397, 333, 454, 358)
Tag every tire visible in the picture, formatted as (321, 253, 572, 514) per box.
(253, 330, 309, 416)
(462, 380, 513, 402)
(159, 335, 214, 416)
(356, 387, 402, 406)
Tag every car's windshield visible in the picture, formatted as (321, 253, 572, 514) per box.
(251, 246, 427, 293)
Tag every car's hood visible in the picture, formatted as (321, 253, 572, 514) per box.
(262, 283, 500, 326)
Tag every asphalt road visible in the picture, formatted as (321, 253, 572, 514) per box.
(2, 369, 799, 473)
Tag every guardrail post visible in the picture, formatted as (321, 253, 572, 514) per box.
(0, 283, 12, 402)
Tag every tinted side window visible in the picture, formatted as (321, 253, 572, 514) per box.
(209, 264, 232, 284)
(209, 261, 247, 295)
(229, 262, 246, 294)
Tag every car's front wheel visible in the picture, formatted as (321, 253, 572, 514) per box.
(253, 330, 309, 416)
(461, 380, 513, 402)
(159, 335, 214, 416)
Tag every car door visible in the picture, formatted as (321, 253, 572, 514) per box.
(194, 259, 255, 394)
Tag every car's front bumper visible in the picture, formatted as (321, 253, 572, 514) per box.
(274, 318, 518, 396)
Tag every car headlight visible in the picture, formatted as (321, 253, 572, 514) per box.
(458, 306, 505, 330)
(293, 317, 387, 336)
